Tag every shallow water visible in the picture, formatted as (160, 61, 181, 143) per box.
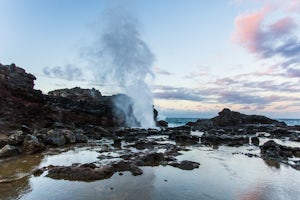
(1, 138, 300, 200)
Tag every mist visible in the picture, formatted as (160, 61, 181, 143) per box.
(85, 8, 155, 127)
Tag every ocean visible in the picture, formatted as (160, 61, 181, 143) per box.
(166, 117, 300, 127)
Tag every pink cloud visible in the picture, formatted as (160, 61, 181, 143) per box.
(285, 0, 300, 12)
(232, 6, 271, 53)
(269, 17, 296, 37)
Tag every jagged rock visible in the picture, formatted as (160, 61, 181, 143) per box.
(0, 144, 20, 158)
(46, 163, 114, 181)
(46, 129, 67, 146)
(157, 120, 168, 127)
(170, 160, 200, 170)
(201, 132, 249, 146)
(0, 139, 8, 149)
(8, 130, 25, 145)
(186, 119, 213, 131)
(211, 108, 286, 127)
(22, 134, 45, 154)
(135, 152, 165, 166)
(48, 87, 102, 102)
(74, 130, 88, 143)
(260, 140, 299, 161)
(251, 137, 259, 146)
(112, 160, 143, 176)
(62, 129, 76, 144)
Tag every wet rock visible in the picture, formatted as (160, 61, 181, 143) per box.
(0, 139, 8, 149)
(84, 125, 108, 139)
(33, 169, 43, 177)
(112, 161, 143, 176)
(135, 152, 165, 166)
(22, 134, 45, 154)
(201, 132, 249, 146)
(129, 141, 158, 150)
(170, 160, 200, 170)
(157, 120, 168, 128)
(8, 130, 24, 145)
(21, 125, 32, 135)
(113, 138, 122, 148)
(0, 144, 20, 158)
(46, 163, 114, 181)
(46, 129, 66, 146)
(175, 135, 199, 145)
(186, 119, 213, 131)
(260, 140, 296, 161)
(62, 129, 76, 144)
(251, 137, 259, 146)
(74, 130, 88, 143)
(211, 108, 286, 127)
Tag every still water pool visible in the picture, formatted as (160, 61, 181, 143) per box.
(1, 140, 299, 200)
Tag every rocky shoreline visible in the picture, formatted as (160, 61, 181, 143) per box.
(1, 63, 300, 183)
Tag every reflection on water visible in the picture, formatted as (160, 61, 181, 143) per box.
(1, 141, 300, 200)
(0, 154, 43, 200)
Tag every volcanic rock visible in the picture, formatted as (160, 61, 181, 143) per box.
(0, 144, 20, 158)
(211, 108, 286, 127)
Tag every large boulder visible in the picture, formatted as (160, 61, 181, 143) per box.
(211, 108, 286, 127)
(22, 134, 45, 154)
(0, 144, 20, 158)
(46, 129, 67, 146)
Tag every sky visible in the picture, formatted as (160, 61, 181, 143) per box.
(1, 0, 300, 118)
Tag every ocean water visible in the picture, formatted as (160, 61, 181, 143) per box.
(166, 118, 300, 127)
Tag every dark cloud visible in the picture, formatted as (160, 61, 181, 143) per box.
(43, 65, 83, 81)
(153, 91, 202, 101)
(286, 67, 300, 78)
(219, 91, 272, 105)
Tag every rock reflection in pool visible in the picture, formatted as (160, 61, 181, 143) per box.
(6, 145, 300, 200)
(0, 154, 43, 199)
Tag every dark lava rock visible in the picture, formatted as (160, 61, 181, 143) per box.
(0, 144, 20, 158)
(251, 137, 259, 146)
(135, 152, 165, 166)
(8, 130, 25, 145)
(186, 119, 213, 131)
(74, 130, 88, 143)
(201, 132, 249, 146)
(62, 129, 76, 144)
(46, 164, 114, 181)
(22, 134, 45, 154)
(46, 129, 67, 146)
(112, 160, 143, 176)
(170, 160, 200, 170)
(157, 120, 168, 128)
(211, 108, 286, 127)
(129, 141, 158, 150)
(260, 140, 299, 162)
(175, 135, 199, 145)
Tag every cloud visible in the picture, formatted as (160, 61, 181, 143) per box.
(232, 5, 300, 67)
(153, 91, 202, 101)
(43, 65, 83, 81)
(153, 67, 172, 75)
(219, 91, 273, 105)
(286, 67, 300, 78)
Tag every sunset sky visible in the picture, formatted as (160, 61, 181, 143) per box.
(1, 0, 300, 118)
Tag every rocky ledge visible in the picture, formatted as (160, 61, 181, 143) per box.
(0, 63, 299, 184)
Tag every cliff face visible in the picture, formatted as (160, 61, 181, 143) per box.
(0, 63, 135, 133)
(0, 63, 45, 132)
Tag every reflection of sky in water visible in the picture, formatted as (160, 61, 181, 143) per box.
(2, 140, 300, 200)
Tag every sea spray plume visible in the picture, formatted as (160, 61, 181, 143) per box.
(86, 8, 155, 127)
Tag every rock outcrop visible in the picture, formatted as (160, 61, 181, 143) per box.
(211, 108, 286, 127)
(0, 63, 140, 133)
